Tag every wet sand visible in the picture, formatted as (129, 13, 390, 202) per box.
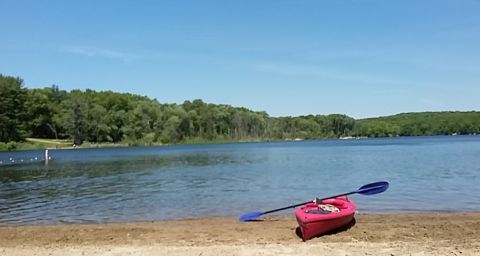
(1, 212, 479, 255)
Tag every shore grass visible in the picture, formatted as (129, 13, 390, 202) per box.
(0, 137, 276, 151)
(25, 138, 72, 145)
(0, 138, 73, 151)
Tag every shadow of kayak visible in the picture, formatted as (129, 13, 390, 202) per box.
(295, 217, 357, 241)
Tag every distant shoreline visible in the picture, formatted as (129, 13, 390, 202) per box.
(1, 134, 479, 152)
(3, 74, 480, 153)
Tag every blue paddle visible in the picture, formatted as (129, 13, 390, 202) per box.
(239, 181, 389, 222)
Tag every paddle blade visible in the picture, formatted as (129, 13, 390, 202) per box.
(239, 211, 263, 222)
(358, 181, 389, 195)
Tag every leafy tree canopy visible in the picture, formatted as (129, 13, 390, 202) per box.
(1, 74, 479, 145)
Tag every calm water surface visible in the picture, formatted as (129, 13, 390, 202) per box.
(1, 136, 479, 225)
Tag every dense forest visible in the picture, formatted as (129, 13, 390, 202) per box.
(1, 74, 479, 149)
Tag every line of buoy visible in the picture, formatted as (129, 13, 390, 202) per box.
(0, 150, 52, 165)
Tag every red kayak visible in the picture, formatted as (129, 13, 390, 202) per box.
(295, 196, 356, 240)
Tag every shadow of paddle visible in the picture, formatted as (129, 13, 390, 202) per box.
(295, 217, 357, 240)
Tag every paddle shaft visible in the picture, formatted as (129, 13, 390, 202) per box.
(239, 181, 388, 221)
(262, 190, 358, 215)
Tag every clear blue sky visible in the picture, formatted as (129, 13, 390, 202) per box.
(1, 0, 479, 118)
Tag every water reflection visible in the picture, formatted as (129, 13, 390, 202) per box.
(0, 152, 253, 182)
(1, 136, 480, 225)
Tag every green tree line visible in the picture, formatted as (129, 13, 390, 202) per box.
(1, 74, 479, 147)
(354, 112, 480, 137)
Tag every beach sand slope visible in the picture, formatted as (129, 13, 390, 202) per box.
(1, 213, 479, 255)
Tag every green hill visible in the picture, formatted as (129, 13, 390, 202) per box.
(356, 112, 480, 137)
(1, 74, 479, 150)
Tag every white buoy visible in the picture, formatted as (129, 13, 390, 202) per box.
(45, 149, 49, 165)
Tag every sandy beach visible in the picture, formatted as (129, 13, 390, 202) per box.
(1, 212, 479, 255)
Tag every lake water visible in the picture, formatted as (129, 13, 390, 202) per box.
(1, 136, 479, 225)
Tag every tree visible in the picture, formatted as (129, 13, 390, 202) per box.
(0, 75, 27, 142)
(87, 104, 110, 142)
(161, 116, 181, 143)
(25, 88, 55, 138)
(325, 114, 355, 137)
(63, 91, 88, 145)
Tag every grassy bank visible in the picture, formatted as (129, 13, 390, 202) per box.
(0, 138, 73, 151)
(0, 137, 274, 151)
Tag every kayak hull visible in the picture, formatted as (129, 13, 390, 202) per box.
(295, 196, 356, 241)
